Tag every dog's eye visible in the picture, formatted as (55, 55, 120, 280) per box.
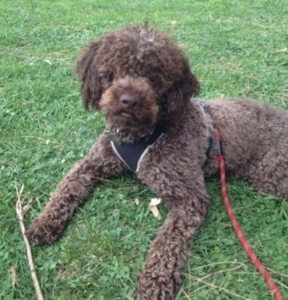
(105, 71, 114, 82)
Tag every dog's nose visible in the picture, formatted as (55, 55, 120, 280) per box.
(119, 93, 141, 108)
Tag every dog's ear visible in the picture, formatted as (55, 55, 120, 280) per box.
(76, 41, 103, 110)
(163, 70, 200, 121)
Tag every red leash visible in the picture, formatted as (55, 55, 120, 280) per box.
(215, 129, 285, 300)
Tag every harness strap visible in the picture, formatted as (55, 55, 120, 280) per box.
(197, 101, 214, 165)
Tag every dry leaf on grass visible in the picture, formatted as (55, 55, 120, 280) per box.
(276, 48, 287, 52)
(149, 198, 162, 219)
(135, 198, 140, 206)
(9, 265, 18, 288)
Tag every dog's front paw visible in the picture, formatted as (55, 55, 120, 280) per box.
(26, 217, 62, 245)
(137, 266, 180, 300)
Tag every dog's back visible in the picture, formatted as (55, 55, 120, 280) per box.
(203, 98, 288, 197)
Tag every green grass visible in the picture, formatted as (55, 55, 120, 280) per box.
(1, 0, 288, 299)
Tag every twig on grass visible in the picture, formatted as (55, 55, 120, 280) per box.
(15, 184, 44, 300)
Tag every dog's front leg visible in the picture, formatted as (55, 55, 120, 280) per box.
(137, 172, 209, 300)
(26, 134, 126, 245)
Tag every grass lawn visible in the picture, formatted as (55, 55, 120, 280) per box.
(1, 0, 288, 299)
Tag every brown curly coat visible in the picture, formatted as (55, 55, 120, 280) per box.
(26, 26, 288, 299)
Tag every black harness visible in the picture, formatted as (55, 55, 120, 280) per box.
(110, 103, 214, 173)
(111, 124, 165, 172)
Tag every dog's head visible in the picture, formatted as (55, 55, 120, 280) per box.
(76, 26, 200, 134)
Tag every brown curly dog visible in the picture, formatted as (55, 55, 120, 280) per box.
(26, 26, 288, 299)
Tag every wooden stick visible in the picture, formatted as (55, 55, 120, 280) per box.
(15, 185, 44, 300)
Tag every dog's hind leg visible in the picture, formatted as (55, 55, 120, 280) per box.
(248, 148, 288, 200)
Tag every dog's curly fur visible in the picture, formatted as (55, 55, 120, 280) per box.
(26, 26, 288, 299)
